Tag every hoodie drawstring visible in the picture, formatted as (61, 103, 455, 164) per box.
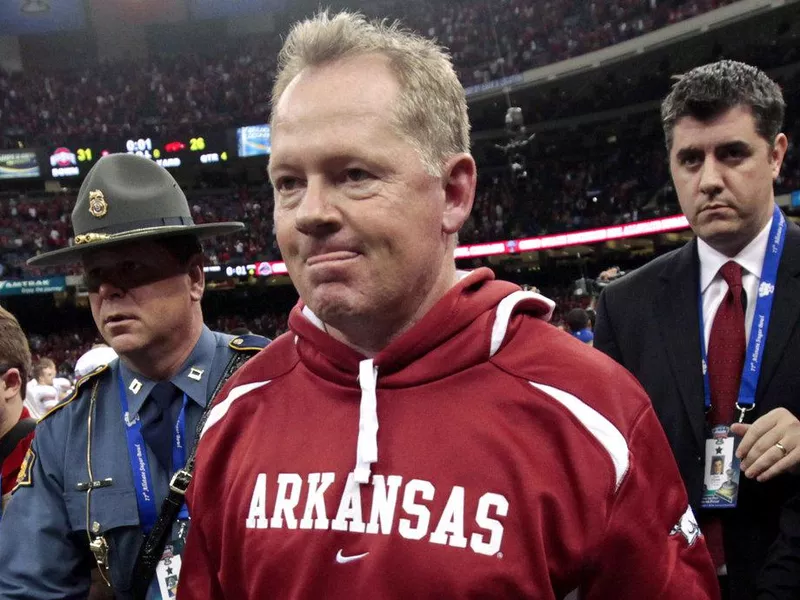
(355, 359, 379, 484)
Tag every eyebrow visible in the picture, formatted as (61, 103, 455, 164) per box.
(675, 141, 753, 161)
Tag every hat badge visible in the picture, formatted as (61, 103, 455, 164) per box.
(88, 190, 108, 218)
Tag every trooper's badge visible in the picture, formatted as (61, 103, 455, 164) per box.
(15, 447, 36, 489)
(88, 189, 108, 218)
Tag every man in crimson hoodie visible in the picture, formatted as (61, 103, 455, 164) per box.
(178, 11, 719, 600)
(0, 306, 35, 514)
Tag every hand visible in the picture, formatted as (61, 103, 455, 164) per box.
(597, 267, 620, 283)
(731, 407, 800, 482)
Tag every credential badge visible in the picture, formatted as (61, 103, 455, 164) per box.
(88, 190, 108, 218)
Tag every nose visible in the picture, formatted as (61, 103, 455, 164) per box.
(294, 178, 342, 236)
(96, 281, 125, 300)
(698, 157, 724, 198)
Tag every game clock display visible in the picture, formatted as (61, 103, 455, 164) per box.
(43, 132, 230, 178)
(122, 135, 229, 168)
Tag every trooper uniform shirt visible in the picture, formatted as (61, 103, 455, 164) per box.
(0, 326, 267, 599)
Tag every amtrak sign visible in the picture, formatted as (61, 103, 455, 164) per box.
(0, 276, 66, 296)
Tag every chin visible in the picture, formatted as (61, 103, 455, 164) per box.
(700, 226, 751, 254)
(306, 290, 364, 324)
(105, 334, 147, 356)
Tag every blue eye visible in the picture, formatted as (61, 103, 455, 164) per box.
(345, 169, 372, 182)
(275, 177, 302, 192)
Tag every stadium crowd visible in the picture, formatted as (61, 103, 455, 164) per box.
(1, 0, 736, 148)
(4, 99, 799, 280)
(2, 1, 800, 595)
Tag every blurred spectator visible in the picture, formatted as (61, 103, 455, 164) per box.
(24, 357, 57, 419)
(24, 384, 58, 420)
(52, 376, 74, 401)
(565, 307, 594, 345)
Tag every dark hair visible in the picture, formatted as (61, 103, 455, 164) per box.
(661, 60, 785, 150)
(156, 234, 204, 266)
(0, 305, 32, 387)
(565, 308, 590, 333)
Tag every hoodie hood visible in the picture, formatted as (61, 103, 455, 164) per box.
(287, 267, 555, 482)
(289, 268, 554, 385)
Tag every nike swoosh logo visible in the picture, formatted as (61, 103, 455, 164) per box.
(335, 549, 369, 564)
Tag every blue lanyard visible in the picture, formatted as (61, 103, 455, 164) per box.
(699, 204, 787, 422)
(118, 376, 190, 533)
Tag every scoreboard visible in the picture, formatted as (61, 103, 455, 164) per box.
(42, 131, 231, 179)
(0, 125, 271, 182)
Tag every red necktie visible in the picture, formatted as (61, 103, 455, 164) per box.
(702, 260, 746, 570)
(707, 261, 746, 426)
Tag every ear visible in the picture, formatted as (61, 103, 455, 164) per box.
(1, 368, 23, 401)
(440, 153, 477, 235)
(770, 133, 788, 180)
(187, 255, 205, 303)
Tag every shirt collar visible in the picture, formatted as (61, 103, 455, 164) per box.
(118, 326, 217, 416)
(697, 216, 772, 293)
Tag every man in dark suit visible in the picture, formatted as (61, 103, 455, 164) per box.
(595, 60, 800, 599)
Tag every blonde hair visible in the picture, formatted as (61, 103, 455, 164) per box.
(271, 10, 470, 176)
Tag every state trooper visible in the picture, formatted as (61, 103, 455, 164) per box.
(0, 153, 269, 599)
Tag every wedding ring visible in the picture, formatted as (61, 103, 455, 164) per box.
(775, 442, 788, 457)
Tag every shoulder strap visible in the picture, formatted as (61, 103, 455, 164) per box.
(131, 349, 254, 599)
(0, 418, 36, 465)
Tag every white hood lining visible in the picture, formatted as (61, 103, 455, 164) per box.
(490, 291, 556, 357)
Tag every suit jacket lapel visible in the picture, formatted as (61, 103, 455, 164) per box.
(656, 239, 706, 449)
(756, 221, 800, 406)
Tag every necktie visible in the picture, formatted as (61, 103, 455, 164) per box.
(702, 260, 746, 570)
(707, 261, 746, 426)
(139, 381, 180, 470)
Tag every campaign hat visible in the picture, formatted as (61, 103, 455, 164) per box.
(28, 153, 243, 266)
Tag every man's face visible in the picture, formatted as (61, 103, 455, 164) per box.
(269, 54, 474, 340)
(83, 240, 203, 358)
(669, 105, 787, 256)
(39, 366, 55, 386)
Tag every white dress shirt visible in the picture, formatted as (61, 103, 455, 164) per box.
(697, 218, 772, 348)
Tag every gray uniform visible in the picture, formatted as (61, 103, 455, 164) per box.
(0, 326, 267, 599)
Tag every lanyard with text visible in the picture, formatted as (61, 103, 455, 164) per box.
(699, 204, 787, 423)
(118, 376, 190, 534)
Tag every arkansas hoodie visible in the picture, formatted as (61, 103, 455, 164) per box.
(179, 268, 718, 600)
